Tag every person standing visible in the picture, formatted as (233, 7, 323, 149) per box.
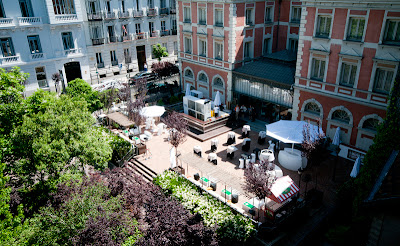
(144, 62, 148, 72)
(251, 105, 256, 122)
(248, 105, 253, 121)
(235, 105, 240, 120)
(240, 105, 247, 119)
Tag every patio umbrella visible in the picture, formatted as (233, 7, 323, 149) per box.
(185, 83, 191, 96)
(170, 147, 176, 168)
(332, 127, 341, 146)
(140, 106, 166, 118)
(214, 91, 221, 106)
(350, 157, 361, 178)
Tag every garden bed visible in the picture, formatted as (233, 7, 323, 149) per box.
(154, 170, 256, 243)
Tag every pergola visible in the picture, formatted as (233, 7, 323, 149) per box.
(107, 112, 135, 128)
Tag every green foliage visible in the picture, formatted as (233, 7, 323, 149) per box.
(65, 78, 103, 112)
(98, 88, 119, 111)
(157, 98, 165, 106)
(109, 132, 132, 165)
(152, 43, 168, 61)
(169, 95, 180, 104)
(0, 67, 28, 92)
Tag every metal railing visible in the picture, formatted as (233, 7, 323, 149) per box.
(135, 32, 147, 40)
(119, 11, 130, 18)
(64, 48, 81, 56)
(104, 12, 116, 19)
(198, 20, 206, 25)
(215, 22, 223, 27)
(147, 8, 157, 16)
(120, 35, 132, 42)
(171, 29, 177, 35)
(134, 10, 144, 17)
(111, 60, 118, 66)
(18, 17, 42, 25)
(0, 18, 14, 26)
(184, 18, 191, 23)
(170, 8, 176, 14)
(31, 53, 45, 60)
(38, 79, 49, 88)
(87, 12, 103, 20)
(160, 7, 169, 15)
(125, 56, 132, 64)
(97, 62, 104, 68)
(0, 55, 20, 65)
(55, 14, 78, 22)
(107, 36, 118, 43)
(92, 38, 105, 45)
(161, 30, 170, 36)
(150, 31, 159, 37)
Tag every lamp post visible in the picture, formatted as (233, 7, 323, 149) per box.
(297, 167, 303, 197)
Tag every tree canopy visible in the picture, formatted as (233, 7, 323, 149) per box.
(152, 43, 169, 61)
(65, 78, 103, 112)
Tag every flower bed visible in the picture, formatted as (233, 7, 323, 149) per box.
(154, 170, 256, 243)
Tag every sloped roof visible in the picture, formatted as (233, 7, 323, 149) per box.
(264, 49, 297, 62)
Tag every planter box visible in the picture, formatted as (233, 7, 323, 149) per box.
(136, 143, 146, 155)
(172, 166, 185, 175)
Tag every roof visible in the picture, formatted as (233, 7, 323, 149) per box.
(234, 59, 295, 86)
(269, 176, 299, 203)
(107, 112, 135, 128)
(264, 49, 297, 62)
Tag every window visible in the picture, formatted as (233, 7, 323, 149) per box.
(35, 66, 48, 88)
(121, 0, 126, 12)
(246, 8, 253, 25)
(340, 63, 357, 87)
(311, 58, 326, 81)
(184, 69, 193, 78)
(215, 9, 223, 27)
(244, 41, 251, 59)
(0, 38, 14, 57)
(289, 38, 298, 53)
(198, 8, 206, 25)
(265, 6, 272, 23)
(19, 0, 34, 17)
(173, 41, 177, 52)
(172, 19, 177, 31)
(0, 0, 5, 18)
(332, 110, 350, 123)
(61, 32, 74, 50)
(27, 35, 42, 54)
(161, 21, 166, 31)
(263, 38, 270, 55)
(291, 7, 301, 23)
(107, 25, 115, 40)
(162, 42, 167, 49)
(110, 50, 117, 65)
(90, 25, 103, 39)
(215, 42, 223, 60)
(184, 7, 191, 23)
(149, 22, 154, 33)
(213, 77, 224, 87)
(148, 0, 154, 9)
(199, 39, 206, 57)
(184, 37, 192, 53)
(160, 0, 166, 9)
(347, 18, 365, 41)
(96, 52, 104, 68)
(199, 73, 207, 83)
(135, 23, 141, 33)
(316, 16, 332, 38)
(105, 0, 111, 13)
(52, 0, 76, 15)
(124, 48, 130, 63)
(304, 102, 320, 115)
(373, 68, 394, 94)
(383, 20, 400, 45)
(362, 118, 380, 131)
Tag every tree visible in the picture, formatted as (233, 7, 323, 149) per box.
(128, 78, 147, 127)
(243, 162, 275, 202)
(152, 43, 168, 61)
(151, 61, 179, 79)
(65, 78, 103, 112)
(99, 87, 119, 113)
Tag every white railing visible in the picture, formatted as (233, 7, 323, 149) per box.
(0, 18, 14, 26)
(31, 53, 46, 60)
(18, 17, 42, 25)
(64, 48, 81, 56)
(55, 14, 78, 22)
(135, 32, 148, 40)
(0, 55, 20, 65)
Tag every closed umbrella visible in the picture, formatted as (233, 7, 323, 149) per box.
(214, 91, 221, 106)
(185, 83, 191, 96)
(350, 157, 361, 178)
(170, 147, 176, 168)
(140, 106, 166, 118)
(332, 127, 341, 146)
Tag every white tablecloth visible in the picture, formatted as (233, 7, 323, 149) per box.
(211, 138, 219, 146)
(259, 131, 266, 138)
(227, 146, 238, 154)
(242, 125, 251, 133)
(228, 131, 235, 139)
(193, 145, 202, 153)
(208, 153, 217, 161)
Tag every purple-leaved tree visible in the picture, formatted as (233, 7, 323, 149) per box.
(127, 77, 148, 128)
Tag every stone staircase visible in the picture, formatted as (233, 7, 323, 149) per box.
(123, 159, 158, 182)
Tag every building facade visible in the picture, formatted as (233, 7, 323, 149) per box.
(177, 0, 301, 109)
(292, 0, 400, 153)
(0, 0, 90, 96)
(81, 0, 178, 83)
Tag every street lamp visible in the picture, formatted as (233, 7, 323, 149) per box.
(297, 167, 303, 196)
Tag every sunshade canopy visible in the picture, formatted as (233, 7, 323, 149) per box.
(266, 120, 324, 144)
(269, 176, 299, 203)
(140, 106, 166, 118)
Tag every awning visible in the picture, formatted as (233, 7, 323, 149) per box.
(269, 176, 299, 203)
(107, 112, 135, 127)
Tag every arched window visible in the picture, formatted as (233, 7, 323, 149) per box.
(213, 77, 224, 88)
(184, 69, 193, 78)
(304, 102, 320, 115)
(332, 110, 350, 124)
(199, 73, 208, 83)
(362, 118, 380, 131)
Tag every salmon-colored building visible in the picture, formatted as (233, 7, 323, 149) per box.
(292, 0, 400, 156)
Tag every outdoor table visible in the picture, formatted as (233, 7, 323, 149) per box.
(266, 164, 283, 179)
(139, 134, 149, 142)
(208, 153, 217, 165)
(260, 149, 275, 163)
(227, 131, 236, 145)
(258, 131, 266, 144)
(201, 177, 210, 186)
(193, 146, 202, 157)
(221, 189, 232, 200)
(242, 138, 251, 152)
(227, 146, 237, 159)
(242, 125, 251, 138)
(211, 138, 219, 152)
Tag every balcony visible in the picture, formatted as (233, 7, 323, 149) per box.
(120, 35, 132, 42)
(104, 12, 116, 19)
(147, 8, 157, 17)
(150, 30, 159, 38)
(134, 10, 144, 18)
(107, 36, 118, 43)
(161, 30, 170, 36)
(119, 11, 130, 18)
(97, 62, 104, 68)
(170, 8, 176, 14)
(111, 60, 118, 66)
(135, 32, 147, 40)
(54, 14, 78, 22)
(87, 12, 103, 21)
(0, 55, 20, 65)
(160, 8, 169, 15)
(125, 56, 132, 64)
(18, 17, 42, 25)
(184, 18, 191, 24)
(171, 29, 177, 35)
(198, 20, 206, 25)
(0, 18, 14, 27)
(30, 53, 46, 60)
(92, 38, 105, 45)
(38, 79, 49, 88)
(64, 48, 81, 56)
(215, 22, 223, 27)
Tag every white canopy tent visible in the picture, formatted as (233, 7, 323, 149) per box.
(140, 106, 166, 118)
(332, 127, 341, 146)
(214, 91, 221, 106)
(350, 157, 361, 178)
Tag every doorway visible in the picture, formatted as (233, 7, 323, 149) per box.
(64, 61, 82, 82)
(136, 45, 146, 71)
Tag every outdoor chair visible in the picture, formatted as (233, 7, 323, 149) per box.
(253, 148, 261, 160)
(239, 158, 245, 169)
(242, 125, 251, 138)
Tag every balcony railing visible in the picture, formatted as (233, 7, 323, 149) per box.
(125, 56, 132, 64)
(264, 18, 272, 24)
(119, 11, 130, 18)
(120, 35, 132, 42)
(104, 12, 116, 19)
(0, 18, 14, 26)
(107, 36, 118, 43)
(147, 8, 157, 17)
(215, 22, 223, 27)
(92, 38, 105, 45)
(198, 20, 206, 25)
(170, 8, 176, 14)
(150, 30, 159, 38)
(111, 60, 118, 66)
(55, 14, 78, 22)
(97, 62, 104, 68)
(31, 53, 46, 60)
(184, 18, 191, 23)
(134, 10, 144, 18)
(161, 30, 170, 36)
(171, 29, 177, 35)
(18, 17, 42, 25)
(0, 55, 20, 65)
(87, 12, 103, 21)
(160, 8, 169, 15)
(135, 32, 147, 40)
(64, 48, 81, 56)
(38, 79, 49, 88)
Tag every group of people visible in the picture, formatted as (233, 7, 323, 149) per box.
(234, 104, 256, 121)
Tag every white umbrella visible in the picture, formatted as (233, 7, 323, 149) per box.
(214, 91, 221, 106)
(332, 127, 341, 146)
(170, 147, 176, 168)
(140, 106, 166, 118)
(350, 157, 361, 178)
(185, 83, 191, 96)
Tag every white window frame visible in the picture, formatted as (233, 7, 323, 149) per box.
(372, 67, 395, 95)
(215, 8, 223, 27)
(315, 15, 332, 38)
(110, 50, 117, 64)
(339, 62, 358, 87)
(184, 6, 191, 23)
(244, 41, 252, 60)
(214, 41, 223, 60)
(346, 17, 366, 42)
(310, 57, 327, 81)
(265, 6, 272, 23)
(291, 6, 301, 23)
(184, 36, 192, 54)
(263, 38, 270, 55)
(135, 23, 141, 34)
(288, 38, 298, 52)
(245, 8, 254, 26)
(382, 19, 400, 45)
(198, 38, 207, 57)
(198, 7, 206, 25)
(35, 66, 48, 88)
(161, 20, 166, 31)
